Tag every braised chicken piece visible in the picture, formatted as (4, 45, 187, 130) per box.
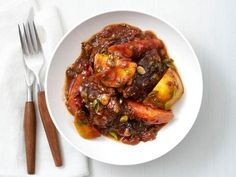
(123, 49, 167, 101)
(81, 24, 143, 64)
(108, 39, 164, 58)
(79, 76, 121, 128)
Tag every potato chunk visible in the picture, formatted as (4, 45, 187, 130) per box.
(94, 53, 137, 88)
(144, 68, 184, 110)
(74, 111, 100, 139)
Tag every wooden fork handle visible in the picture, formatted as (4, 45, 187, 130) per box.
(24, 101, 36, 174)
(38, 91, 62, 166)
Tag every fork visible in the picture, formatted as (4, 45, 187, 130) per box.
(18, 21, 62, 167)
(18, 25, 37, 173)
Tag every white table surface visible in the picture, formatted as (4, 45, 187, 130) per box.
(8, 0, 236, 176)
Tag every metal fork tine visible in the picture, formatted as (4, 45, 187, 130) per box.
(27, 22, 37, 53)
(32, 21, 42, 52)
(18, 25, 28, 56)
(23, 23, 34, 54)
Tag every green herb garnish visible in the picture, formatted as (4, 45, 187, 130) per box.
(172, 88, 177, 98)
(151, 73, 158, 80)
(96, 66, 103, 73)
(137, 66, 146, 75)
(163, 58, 176, 69)
(77, 118, 88, 125)
(109, 131, 118, 140)
(164, 103, 170, 110)
(102, 75, 109, 81)
(148, 91, 158, 97)
(120, 115, 128, 123)
(124, 68, 130, 74)
(92, 99, 100, 114)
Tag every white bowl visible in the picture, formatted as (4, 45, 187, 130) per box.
(46, 10, 203, 165)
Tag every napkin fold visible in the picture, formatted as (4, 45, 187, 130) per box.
(0, 0, 88, 176)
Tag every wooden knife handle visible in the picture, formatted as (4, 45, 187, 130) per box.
(24, 101, 36, 174)
(38, 91, 62, 166)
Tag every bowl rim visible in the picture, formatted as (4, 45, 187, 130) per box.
(45, 10, 203, 165)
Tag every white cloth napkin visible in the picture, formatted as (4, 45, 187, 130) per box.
(0, 0, 89, 176)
